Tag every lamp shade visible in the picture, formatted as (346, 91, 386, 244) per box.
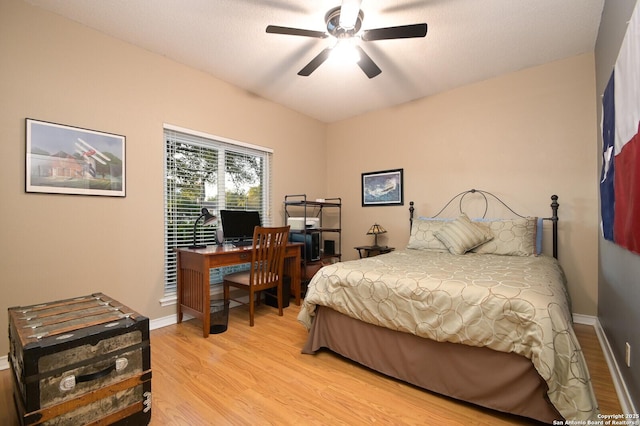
(367, 223, 387, 235)
(202, 209, 217, 225)
(188, 207, 217, 249)
(367, 223, 386, 247)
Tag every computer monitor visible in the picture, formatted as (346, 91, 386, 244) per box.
(219, 210, 261, 245)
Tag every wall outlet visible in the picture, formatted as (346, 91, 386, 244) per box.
(625, 342, 631, 367)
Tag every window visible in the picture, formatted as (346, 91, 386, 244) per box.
(163, 125, 272, 297)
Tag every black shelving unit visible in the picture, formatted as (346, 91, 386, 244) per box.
(284, 194, 342, 285)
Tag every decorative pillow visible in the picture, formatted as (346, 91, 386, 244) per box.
(406, 218, 450, 251)
(471, 217, 538, 256)
(433, 214, 493, 255)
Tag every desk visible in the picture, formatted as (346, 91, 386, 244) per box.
(176, 243, 302, 337)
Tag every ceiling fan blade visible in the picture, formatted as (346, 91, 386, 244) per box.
(298, 48, 331, 76)
(339, 0, 363, 29)
(362, 23, 427, 41)
(355, 46, 382, 79)
(266, 25, 328, 39)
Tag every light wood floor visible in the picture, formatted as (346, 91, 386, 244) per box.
(1, 304, 622, 425)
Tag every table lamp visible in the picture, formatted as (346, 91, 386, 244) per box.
(189, 207, 217, 249)
(367, 223, 387, 248)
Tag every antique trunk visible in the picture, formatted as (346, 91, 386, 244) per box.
(8, 293, 151, 425)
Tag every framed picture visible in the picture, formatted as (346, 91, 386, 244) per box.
(26, 119, 126, 197)
(361, 168, 404, 206)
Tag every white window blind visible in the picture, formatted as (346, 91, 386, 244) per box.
(164, 126, 272, 296)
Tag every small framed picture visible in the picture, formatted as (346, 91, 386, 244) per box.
(26, 119, 126, 197)
(361, 168, 404, 206)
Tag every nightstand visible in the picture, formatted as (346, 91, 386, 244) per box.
(354, 245, 395, 258)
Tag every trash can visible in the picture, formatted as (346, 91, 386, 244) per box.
(265, 276, 291, 308)
(210, 299, 229, 334)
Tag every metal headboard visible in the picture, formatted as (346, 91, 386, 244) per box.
(409, 189, 559, 259)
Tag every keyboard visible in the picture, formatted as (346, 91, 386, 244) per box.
(231, 240, 254, 247)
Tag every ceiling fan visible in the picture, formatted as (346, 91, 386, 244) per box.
(266, 0, 427, 78)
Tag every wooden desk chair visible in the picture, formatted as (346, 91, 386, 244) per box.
(223, 225, 290, 326)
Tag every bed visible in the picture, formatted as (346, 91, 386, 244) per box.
(297, 189, 599, 424)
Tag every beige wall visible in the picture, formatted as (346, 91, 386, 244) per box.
(0, 0, 326, 356)
(0, 0, 599, 358)
(327, 53, 599, 316)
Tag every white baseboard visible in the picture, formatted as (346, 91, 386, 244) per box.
(0, 317, 182, 372)
(149, 298, 245, 331)
(573, 313, 597, 326)
(149, 313, 191, 330)
(0, 310, 215, 372)
(592, 317, 637, 416)
(2, 313, 635, 417)
(0, 291, 245, 371)
(0, 312, 195, 371)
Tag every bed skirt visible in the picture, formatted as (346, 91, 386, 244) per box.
(302, 306, 563, 424)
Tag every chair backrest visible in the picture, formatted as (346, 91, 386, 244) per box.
(249, 226, 290, 287)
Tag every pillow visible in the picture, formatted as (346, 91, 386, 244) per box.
(471, 217, 538, 256)
(406, 218, 450, 251)
(433, 214, 493, 255)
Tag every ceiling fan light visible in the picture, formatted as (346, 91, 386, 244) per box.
(339, 0, 363, 29)
(331, 39, 360, 64)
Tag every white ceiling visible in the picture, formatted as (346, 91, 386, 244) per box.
(25, 0, 604, 123)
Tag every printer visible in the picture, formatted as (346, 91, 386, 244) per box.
(287, 217, 320, 230)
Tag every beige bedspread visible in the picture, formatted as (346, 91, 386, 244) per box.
(297, 249, 599, 421)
